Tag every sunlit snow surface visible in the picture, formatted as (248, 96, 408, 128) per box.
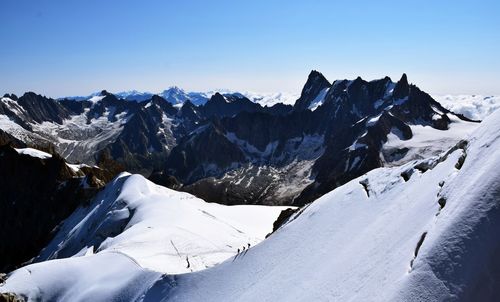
(381, 115, 479, 166)
(31, 173, 290, 275)
(14, 148, 52, 159)
(3, 108, 500, 301)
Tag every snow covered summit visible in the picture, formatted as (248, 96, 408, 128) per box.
(32, 172, 289, 275)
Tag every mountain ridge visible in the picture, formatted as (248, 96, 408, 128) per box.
(0, 71, 481, 206)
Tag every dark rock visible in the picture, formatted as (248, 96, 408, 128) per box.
(272, 208, 299, 232)
(293, 70, 331, 111)
(200, 93, 261, 118)
(0, 145, 103, 272)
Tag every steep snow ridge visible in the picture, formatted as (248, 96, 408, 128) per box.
(35, 173, 289, 274)
(391, 107, 500, 301)
(307, 87, 330, 111)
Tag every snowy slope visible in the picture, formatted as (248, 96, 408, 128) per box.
(0, 253, 162, 302)
(381, 115, 479, 166)
(35, 173, 289, 274)
(2, 102, 500, 302)
(143, 106, 500, 301)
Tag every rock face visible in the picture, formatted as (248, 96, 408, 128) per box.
(0, 72, 477, 206)
(0, 145, 110, 272)
(293, 70, 331, 111)
(0, 130, 25, 148)
(0, 292, 24, 302)
(0, 90, 284, 177)
(163, 72, 476, 205)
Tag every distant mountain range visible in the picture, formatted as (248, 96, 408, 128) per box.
(63, 87, 300, 107)
(0, 71, 483, 206)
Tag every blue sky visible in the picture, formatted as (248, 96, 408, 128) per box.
(0, 0, 499, 97)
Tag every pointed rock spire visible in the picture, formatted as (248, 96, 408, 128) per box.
(393, 73, 409, 100)
(294, 70, 331, 111)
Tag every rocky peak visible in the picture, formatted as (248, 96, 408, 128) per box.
(294, 70, 331, 111)
(393, 73, 409, 100)
(2, 93, 18, 100)
(201, 93, 260, 118)
(150, 94, 165, 103)
(100, 90, 112, 97)
(210, 92, 227, 104)
(147, 95, 177, 116)
(16, 92, 70, 124)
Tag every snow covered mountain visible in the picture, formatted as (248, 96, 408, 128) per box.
(165, 72, 480, 205)
(67, 87, 299, 107)
(0, 72, 487, 207)
(34, 173, 290, 274)
(2, 95, 499, 302)
(0, 90, 291, 176)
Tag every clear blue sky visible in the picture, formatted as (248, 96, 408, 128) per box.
(1, 0, 499, 97)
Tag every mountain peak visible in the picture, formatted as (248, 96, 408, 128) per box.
(294, 70, 331, 110)
(393, 73, 409, 100)
(211, 92, 227, 103)
(100, 90, 112, 97)
(307, 70, 329, 84)
(150, 94, 166, 103)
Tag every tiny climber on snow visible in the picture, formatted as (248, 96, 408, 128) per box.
(233, 248, 240, 261)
